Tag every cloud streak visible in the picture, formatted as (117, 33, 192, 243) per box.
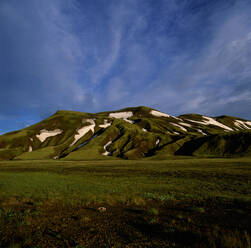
(0, 0, 88, 116)
(100, 0, 251, 118)
(1, 0, 251, 133)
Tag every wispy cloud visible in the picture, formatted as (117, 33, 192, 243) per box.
(90, 30, 122, 85)
(1, 0, 251, 133)
(0, 0, 88, 117)
(96, 0, 251, 118)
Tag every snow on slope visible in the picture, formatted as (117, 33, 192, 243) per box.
(150, 110, 170, 118)
(70, 119, 95, 146)
(234, 120, 251, 130)
(109, 112, 133, 119)
(102, 141, 112, 156)
(123, 119, 134, 124)
(186, 116, 233, 131)
(171, 123, 187, 132)
(109, 112, 134, 124)
(197, 129, 207, 136)
(99, 119, 111, 128)
(36, 129, 63, 142)
(179, 122, 192, 127)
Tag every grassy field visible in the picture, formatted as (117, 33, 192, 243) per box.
(0, 157, 250, 247)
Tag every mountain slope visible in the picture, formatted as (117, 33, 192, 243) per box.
(0, 106, 251, 160)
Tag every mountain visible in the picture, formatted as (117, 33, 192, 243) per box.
(0, 106, 251, 160)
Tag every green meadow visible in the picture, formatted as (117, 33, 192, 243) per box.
(0, 157, 250, 202)
(0, 157, 251, 247)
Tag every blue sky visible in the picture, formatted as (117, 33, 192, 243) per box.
(1, 0, 251, 134)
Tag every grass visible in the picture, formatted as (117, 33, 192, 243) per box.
(0, 157, 250, 202)
(0, 157, 250, 247)
(15, 146, 57, 160)
(1, 106, 251, 161)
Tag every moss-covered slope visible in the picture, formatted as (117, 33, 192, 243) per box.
(0, 106, 250, 160)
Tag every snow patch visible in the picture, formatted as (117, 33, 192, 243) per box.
(179, 122, 192, 127)
(102, 141, 112, 156)
(83, 119, 95, 125)
(173, 132, 179, 135)
(36, 129, 63, 143)
(70, 119, 96, 146)
(186, 116, 233, 131)
(109, 111, 134, 124)
(109, 112, 133, 119)
(234, 120, 251, 130)
(197, 129, 207, 136)
(171, 123, 187, 132)
(150, 110, 170, 118)
(156, 139, 160, 145)
(99, 119, 111, 128)
(124, 119, 134, 124)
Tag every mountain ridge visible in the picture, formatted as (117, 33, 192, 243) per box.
(0, 106, 250, 160)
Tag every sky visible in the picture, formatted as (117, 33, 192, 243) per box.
(1, 0, 251, 134)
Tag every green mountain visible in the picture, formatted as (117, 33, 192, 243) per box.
(0, 106, 251, 160)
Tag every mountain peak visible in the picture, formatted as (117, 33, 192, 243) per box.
(0, 106, 250, 161)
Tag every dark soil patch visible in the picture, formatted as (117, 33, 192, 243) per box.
(0, 198, 250, 248)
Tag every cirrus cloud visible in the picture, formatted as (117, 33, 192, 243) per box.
(0, 0, 251, 133)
